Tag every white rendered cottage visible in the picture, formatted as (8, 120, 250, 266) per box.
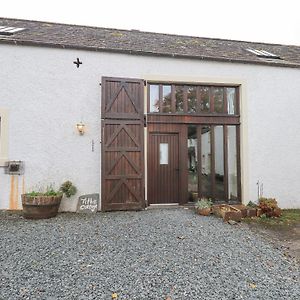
(0, 18, 300, 211)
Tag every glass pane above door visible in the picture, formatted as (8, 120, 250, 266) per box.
(161, 85, 172, 113)
(175, 86, 184, 112)
(187, 87, 197, 113)
(149, 85, 159, 112)
(227, 88, 236, 115)
(199, 87, 210, 113)
(213, 87, 224, 113)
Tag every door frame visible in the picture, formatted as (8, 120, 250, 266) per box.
(101, 78, 242, 210)
(147, 123, 188, 205)
(145, 82, 241, 205)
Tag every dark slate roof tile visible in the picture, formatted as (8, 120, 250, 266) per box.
(1, 17, 300, 68)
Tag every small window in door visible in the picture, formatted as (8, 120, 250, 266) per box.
(160, 143, 168, 164)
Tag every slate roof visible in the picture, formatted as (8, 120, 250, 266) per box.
(1, 17, 300, 68)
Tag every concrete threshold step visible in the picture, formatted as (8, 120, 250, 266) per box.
(146, 203, 180, 209)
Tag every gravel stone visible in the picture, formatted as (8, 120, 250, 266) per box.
(0, 209, 299, 299)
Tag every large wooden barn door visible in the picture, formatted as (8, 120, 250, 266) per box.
(101, 77, 145, 211)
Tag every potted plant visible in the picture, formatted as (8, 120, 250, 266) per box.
(258, 197, 281, 217)
(60, 181, 77, 198)
(21, 181, 77, 219)
(195, 198, 213, 216)
(246, 201, 258, 217)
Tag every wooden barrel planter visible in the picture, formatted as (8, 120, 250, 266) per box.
(21, 195, 62, 219)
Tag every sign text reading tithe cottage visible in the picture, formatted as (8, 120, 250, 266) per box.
(76, 194, 99, 213)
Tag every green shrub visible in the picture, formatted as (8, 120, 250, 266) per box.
(25, 181, 77, 198)
(60, 181, 77, 198)
(195, 198, 213, 210)
(26, 184, 61, 197)
(247, 201, 257, 208)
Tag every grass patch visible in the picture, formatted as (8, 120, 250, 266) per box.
(243, 209, 300, 226)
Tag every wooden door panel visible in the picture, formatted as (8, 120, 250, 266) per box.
(102, 77, 144, 120)
(148, 133, 179, 204)
(102, 78, 144, 211)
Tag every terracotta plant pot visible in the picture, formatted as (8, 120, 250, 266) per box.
(265, 208, 282, 218)
(256, 208, 262, 217)
(273, 208, 282, 217)
(197, 208, 211, 216)
(21, 195, 62, 219)
(232, 205, 247, 218)
(247, 208, 257, 217)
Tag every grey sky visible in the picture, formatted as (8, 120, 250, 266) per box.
(1, 0, 300, 46)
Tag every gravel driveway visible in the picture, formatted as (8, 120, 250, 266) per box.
(0, 208, 299, 299)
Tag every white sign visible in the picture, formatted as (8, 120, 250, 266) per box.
(77, 194, 99, 213)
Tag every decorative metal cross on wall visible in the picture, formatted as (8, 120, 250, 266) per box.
(73, 58, 82, 68)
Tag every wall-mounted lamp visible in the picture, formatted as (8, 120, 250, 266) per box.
(76, 122, 85, 135)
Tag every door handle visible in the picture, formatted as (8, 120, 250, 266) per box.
(175, 168, 180, 171)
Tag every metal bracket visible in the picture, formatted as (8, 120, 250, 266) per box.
(4, 161, 25, 175)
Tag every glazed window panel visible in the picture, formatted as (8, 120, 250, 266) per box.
(187, 86, 197, 113)
(227, 126, 238, 200)
(148, 83, 238, 115)
(201, 126, 212, 198)
(227, 88, 236, 115)
(149, 84, 159, 112)
(214, 126, 225, 200)
(212, 87, 224, 113)
(161, 85, 172, 113)
(175, 86, 184, 112)
(199, 87, 210, 113)
(188, 125, 198, 201)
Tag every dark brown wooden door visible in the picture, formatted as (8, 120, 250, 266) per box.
(148, 133, 179, 204)
(101, 77, 144, 211)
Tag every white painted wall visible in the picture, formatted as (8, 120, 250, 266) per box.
(0, 43, 300, 210)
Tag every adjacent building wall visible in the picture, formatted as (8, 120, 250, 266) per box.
(0, 44, 300, 210)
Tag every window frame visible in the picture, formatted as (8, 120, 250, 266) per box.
(147, 82, 240, 116)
